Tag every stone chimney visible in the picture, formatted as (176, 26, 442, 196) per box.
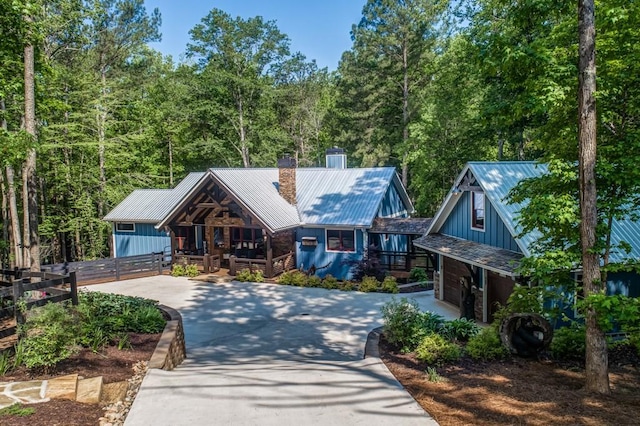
(278, 155, 297, 205)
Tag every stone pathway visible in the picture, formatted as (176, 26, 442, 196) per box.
(0, 380, 48, 408)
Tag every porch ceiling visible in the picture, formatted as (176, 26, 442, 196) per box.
(369, 217, 432, 235)
(413, 233, 522, 276)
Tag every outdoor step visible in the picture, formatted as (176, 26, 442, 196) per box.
(76, 376, 103, 404)
(45, 374, 78, 400)
(100, 381, 129, 404)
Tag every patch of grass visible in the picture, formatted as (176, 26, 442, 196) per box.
(0, 403, 35, 417)
(426, 366, 444, 383)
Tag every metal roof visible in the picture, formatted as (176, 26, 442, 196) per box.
(103, 173, 206, 223)
(107, 167, 413, 232)
(296, 167, 404, 226)
(427, 161, 640, 263)
(210, 168, 300, 233)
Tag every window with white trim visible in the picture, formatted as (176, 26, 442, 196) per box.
(116, 222, 135, 232)
(326, 229, 355, 252)
(471, 191, 485, 230)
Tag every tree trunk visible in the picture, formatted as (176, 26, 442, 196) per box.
(6, 166, 23, 269)
(168, 138, 174, 187)
(238, 96, 250, 168)
(97, 56, 108, 217)
(578, 0, 609, 394)
(0, 171, 7, 268)
(401, 39, 410, 188)
(23, 25, 40, 272)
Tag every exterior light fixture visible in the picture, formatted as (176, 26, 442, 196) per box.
(451, 187, 463, 196)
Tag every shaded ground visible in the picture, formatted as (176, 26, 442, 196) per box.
(0, 332, 160, 426)
(380, 336, 640, 426)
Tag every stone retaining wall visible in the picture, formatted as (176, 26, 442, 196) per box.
(148, 305, 186, 370)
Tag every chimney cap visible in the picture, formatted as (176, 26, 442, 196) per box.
(326, 147, 344, 155)
(278, 155, 297, 168)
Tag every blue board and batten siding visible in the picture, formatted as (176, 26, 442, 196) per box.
(114, 223, 170, 258)
(377, 181, 409, 218)
(440, 191, 521, 253)
(296, 228, 364, 280)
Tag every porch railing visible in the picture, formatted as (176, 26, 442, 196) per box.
(375, 250, 432, 272)
(173, 254, 221, 274)
(229, 251, 295, 278)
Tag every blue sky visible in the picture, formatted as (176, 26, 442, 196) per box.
(143, 0, 365, 70)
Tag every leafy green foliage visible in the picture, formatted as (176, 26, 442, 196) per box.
(278, 271, 308, 286)
(381, 276, 399, 294)
(409, 268, 428, 283)
(415, 333, 462, 365)
(19, 302, 79, 370)
(0, 403, 35, 418)
(307, 275, 322, 288)
(235, 269, 265, 283)
(184, 264, 199, 278)
(358, 276, 380, 293)
(322, 274, 339, 289)
(439, 318, 481, 342)
(381, 298, 445, 353)
(550, 322, 586, 360)
(465, 327, 510, 361)
(425, 366, 443, 383)
(171, 264, 186, 277)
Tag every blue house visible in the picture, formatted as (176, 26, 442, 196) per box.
(414, 161, 640, 323)
(104, 151, 421, 280)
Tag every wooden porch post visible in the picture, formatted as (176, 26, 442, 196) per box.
(266, 235, 273, 278)
(169, 228, 176, 265)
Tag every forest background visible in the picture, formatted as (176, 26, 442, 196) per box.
(0, 0, 638, 267)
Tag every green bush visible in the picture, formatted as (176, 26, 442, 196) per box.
(550, 322, 586, 360)
(307, 275, 322, 288)
(340, 280, 356, 291)
(278, 270, 308, 286)
(322, 274, 339, 289)
(235, 269, 265, 283)
(171, 264, 186, 277)
(440, 318, 481, 342)
(466, 327, 509, 361)
(19, 302, 79, 370)
(409, 268, 428, 282)
(381, 298, 444, 352)
(76, 291, 165, 349)
(359, 276, 379, 292)
(184, 264, 199, 277)
(381, 276, 399, 294)
(415, 333, 462, 365)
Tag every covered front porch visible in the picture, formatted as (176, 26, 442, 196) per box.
(161, 173, 296, 278)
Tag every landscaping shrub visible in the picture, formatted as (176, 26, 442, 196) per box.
(381, 298, 444, 352)
(466, 327, 509, 361)
(550, 322, 586, 360)
(359, 276, 380, 293)
(415, 333, 462, 365)
(235, 269, 265, 283)
(307, 275, 322, 288)
(339, 280, 356, 291)
(19, 302, 79, 370)
(171, 264, 186, 277)
(322, 274, 339, 289)
(381, 276, 399, 294)
(409, 268, 428, 282)
(184, 264, 199, 277)
(440, 318, 481, 342)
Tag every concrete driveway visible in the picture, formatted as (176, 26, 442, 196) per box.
(89, 276, 458, 425)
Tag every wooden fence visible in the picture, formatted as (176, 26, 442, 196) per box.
(230, 252, 295, 278)
(0, 269, 77, 340)
(41, 252, 170, 285)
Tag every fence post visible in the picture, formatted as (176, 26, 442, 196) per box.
(13, 278, 26, 326)
(157, 253, 163, 275)
(69, 271, 78, 305)
(115, 257, 120, 281)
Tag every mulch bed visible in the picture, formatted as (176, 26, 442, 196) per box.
(379, 335, 640, 425)
(0, 332, 160, 426)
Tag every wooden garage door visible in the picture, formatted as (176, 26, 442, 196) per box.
(443, 257, 469, 307)
(487, 271, 515, 323)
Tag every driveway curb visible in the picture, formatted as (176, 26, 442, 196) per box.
(364, 326, 383, 359)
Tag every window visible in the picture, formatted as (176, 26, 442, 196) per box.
(116, 222, 135, 232)
(326, 229, 355, 252)
(472, 191, 485, 230)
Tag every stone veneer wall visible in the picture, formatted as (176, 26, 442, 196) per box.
(148, 305, 186, 371)
(472, 287, 483, 322)
(278, 166, 296, 205)
(433, 271, 441, 300)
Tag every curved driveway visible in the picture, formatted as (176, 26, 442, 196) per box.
(90, 276, 457, 425)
